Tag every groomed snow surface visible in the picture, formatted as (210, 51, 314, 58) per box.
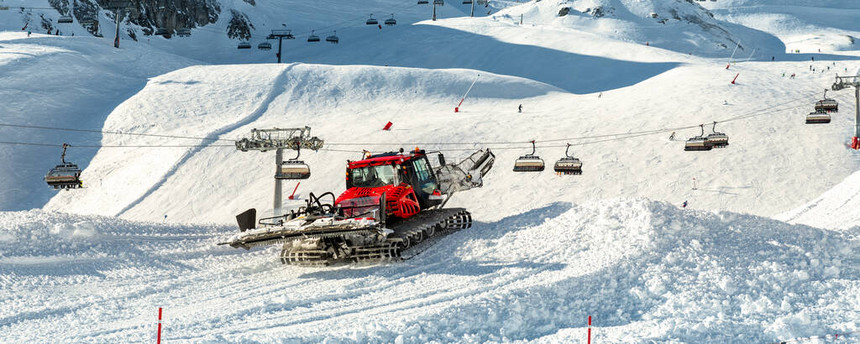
(2, 199, 858, 343)
(2, 0, 860, 342)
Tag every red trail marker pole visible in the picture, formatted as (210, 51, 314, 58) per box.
(731, 73, 739, 84)
(587, 315, 592, 344)
(157, 307, 162, 344)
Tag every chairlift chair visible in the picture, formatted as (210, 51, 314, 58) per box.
(276, 150, 311, 180)
(477, 0, 488, 5)
(45, 143, 83, 190)
(704, 121, 729, 148)
(434, 0, 445, 5)
(384, 14, 397, 26)
(553, 144, 582, 175)
(815, 89, 838, 113)
(258, 41, 272, 50)
(463, 0, 473, 4)
(325, 31, 339, 44)
(307, 31, 320, 42)
(237, 41, 251, 49)
(366, 14, 378, 25)
(806, 111, 831, 124)
(155, 27, 169, 36)
(58, 15, 73, 24)
(176, 28, 191, 37)
(684, 124, 713, 151)
(418, 0, 429, 3)
(513, 140, 545, 172)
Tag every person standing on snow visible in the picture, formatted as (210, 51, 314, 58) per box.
(682, 200, 688, 208)
(518, 104, 523, 113)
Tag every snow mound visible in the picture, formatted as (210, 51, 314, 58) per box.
(2, 198, 858, 342)
(777, 169, 860, 231)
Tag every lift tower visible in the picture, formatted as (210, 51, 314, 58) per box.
(267, 29, 296, 63)
(832, 75, 860, 149)
(235, 127, 324, 215)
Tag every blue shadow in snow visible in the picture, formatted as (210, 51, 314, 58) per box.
(288, 25, 681, 95)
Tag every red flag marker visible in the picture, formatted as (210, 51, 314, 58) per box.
(382, 121, 393, 131)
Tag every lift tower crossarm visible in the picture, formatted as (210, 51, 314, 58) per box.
(832, 75, 860, 149)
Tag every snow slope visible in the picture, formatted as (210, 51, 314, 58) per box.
(0, 31, 198, 211)
(2, 199, 858, 342)
(704, 1, 860, 54)
(777, 168, 860, 231)
(45, 58, 860, 224)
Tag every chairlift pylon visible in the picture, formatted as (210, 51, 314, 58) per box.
(276, 149, 311, 180)
(366, 14, 379, 25)
(45, 143, 83, 190)
(325, 31, 339, 44)
(553, 143, 582, 175)
(513, 140, 545, 172)
(684, 124, 712, 151)
(307, 30, 320, 42)
(704, 121, 729, 148)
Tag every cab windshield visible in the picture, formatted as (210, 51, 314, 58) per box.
(351, 164, 398, 187)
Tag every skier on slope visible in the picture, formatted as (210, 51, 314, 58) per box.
(518, 104, 523, 113)
(682, 200, 688, 208)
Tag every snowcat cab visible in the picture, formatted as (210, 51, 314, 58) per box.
(513, 140, 545, 172)
(806, 111, 831, 124)
(815, 89, 838, 113)
(553, 143, 582, 175)
(45, 143, 83, 190)
(704, 121, 729, 148)
(338, 148, 444, 219)
(684, 124, 712, 151)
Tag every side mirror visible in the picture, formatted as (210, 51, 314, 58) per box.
(437, 153, 446, 166)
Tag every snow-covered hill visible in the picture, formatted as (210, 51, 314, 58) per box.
(44, 58, 860, 224)
(2, 199, 858, 342)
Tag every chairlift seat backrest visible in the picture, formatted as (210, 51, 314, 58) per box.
(513, 155, 545, 172)
(385, 18, 396, 25)
(276, 160, 311, 180)
(806, 112, 831, 124)
(237, 42, 251, 49)
(326, 34, 339, 43)
(258, 42, 272, 50)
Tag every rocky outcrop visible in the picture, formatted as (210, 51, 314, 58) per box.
(226, 9, 254, 40)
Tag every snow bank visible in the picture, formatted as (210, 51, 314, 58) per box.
(2, 198, 858, 343)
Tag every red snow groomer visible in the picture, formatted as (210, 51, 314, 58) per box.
(220, 148, 495, 266)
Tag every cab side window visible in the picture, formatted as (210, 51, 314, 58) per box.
(412, 158, 437, 194)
